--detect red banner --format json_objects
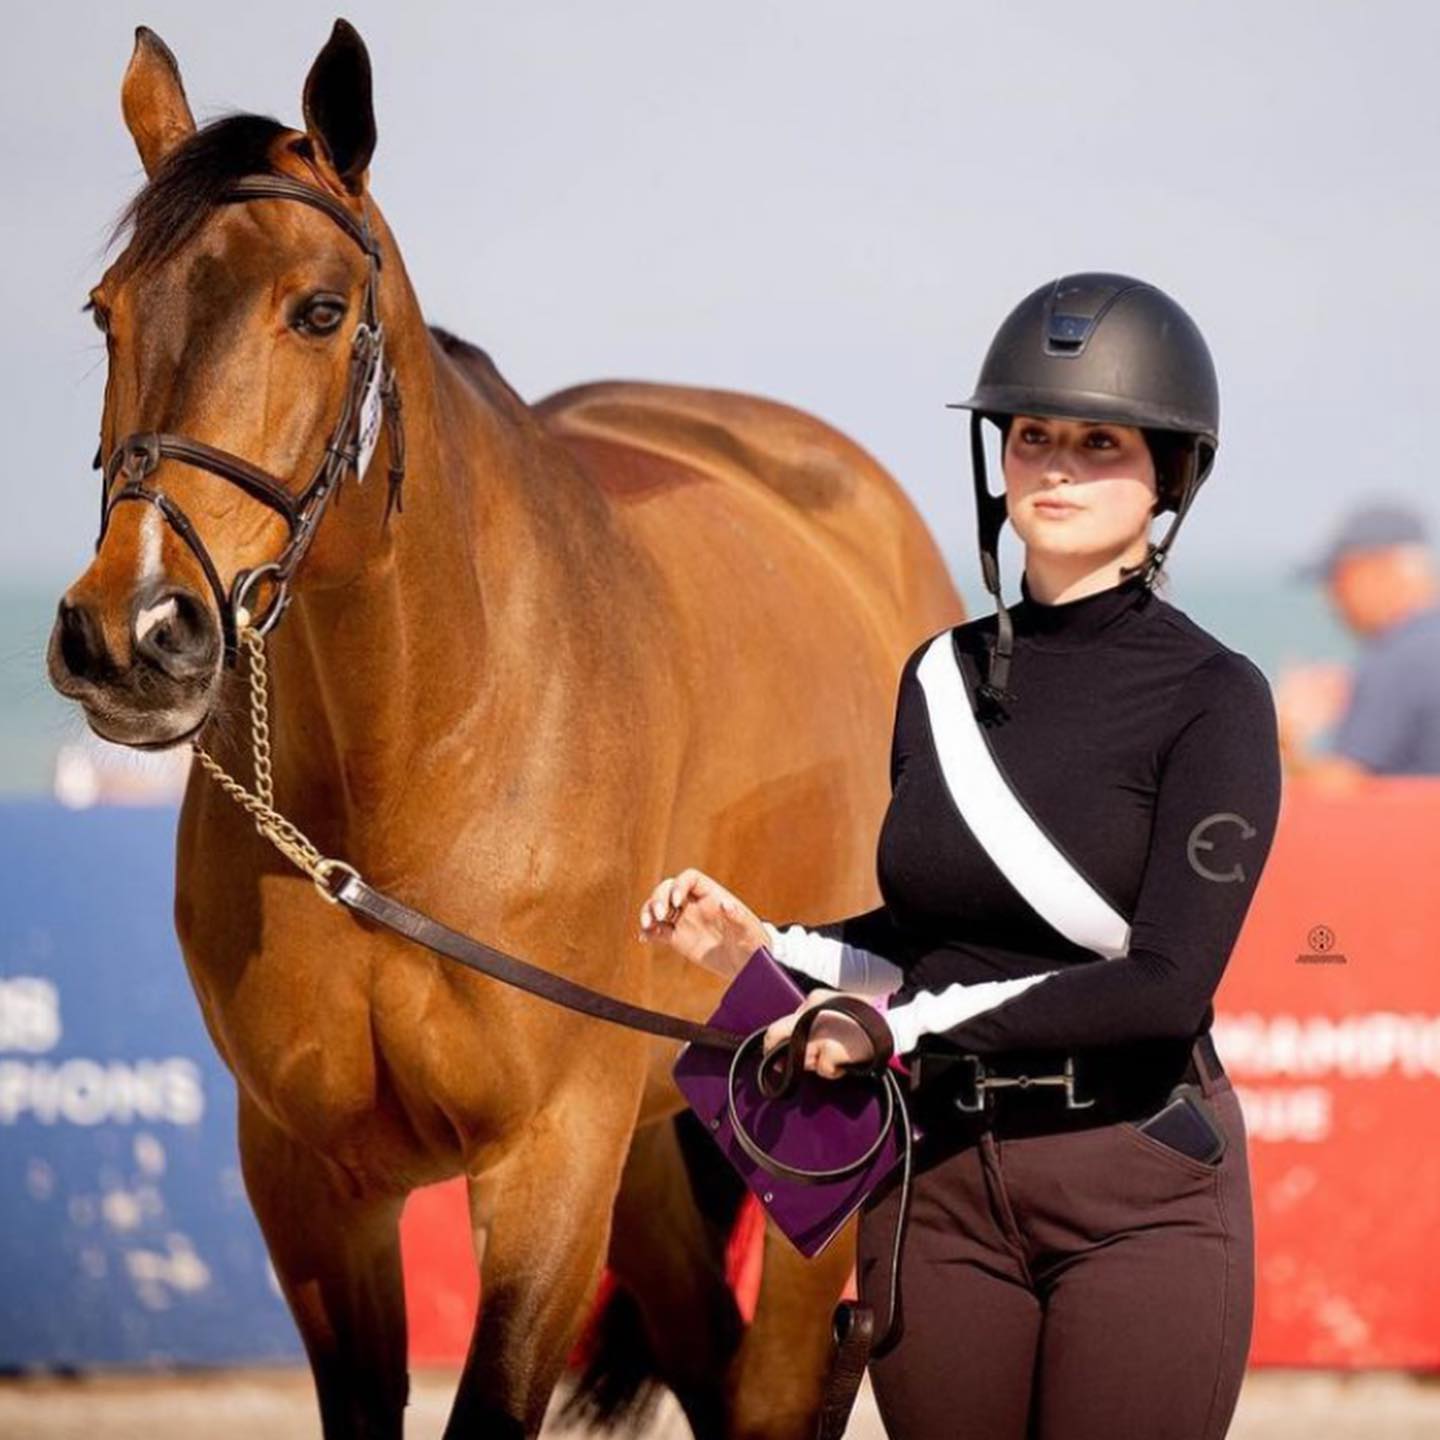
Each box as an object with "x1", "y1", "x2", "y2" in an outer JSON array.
[
  {"x1": 1215, "y1": 777, "x2": 1440, "y2": 1367},
  {"x1": 400, "y1": 779, "x2": 1440, "y2": 1369}
]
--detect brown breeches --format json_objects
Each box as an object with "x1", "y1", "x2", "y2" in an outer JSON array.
[{"x1": 857, "y1": 1043, "x2": 1254, "y2": 1440}]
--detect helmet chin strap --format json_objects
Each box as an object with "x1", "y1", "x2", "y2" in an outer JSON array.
[
  {"x1": 1131, "y1": 441, "x2": 1203, "y2": 588},
  {"x1": 970, "y1": 412, "x2": 1017, "y2": 713},
  {"x1": 968, "y1": 415, "x2": 1206, "y2": 714}
]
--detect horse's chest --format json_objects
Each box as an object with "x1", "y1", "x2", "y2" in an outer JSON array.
[{"x1": 176, "y1": 868, "x2": 468, "y2": 1175}]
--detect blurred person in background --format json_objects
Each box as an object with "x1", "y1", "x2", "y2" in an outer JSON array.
[{"x1": 1278, "y1": 502, "x2": 1440, "y2": 784}]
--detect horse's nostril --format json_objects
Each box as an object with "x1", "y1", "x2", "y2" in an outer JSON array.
[
  {"x1": 133, "y1": 588, "x2": 218, "y2": 679},
  {"x1": 56, "y1": 597, "x2": 112, "y2": 682},
  {"x1": 150, "y1": 610, "x2": 183, "y2": 654}
]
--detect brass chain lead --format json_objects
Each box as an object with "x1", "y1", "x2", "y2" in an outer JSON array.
[{"x1": 190, "y1": 623, "x2": 359, "y2": 904}]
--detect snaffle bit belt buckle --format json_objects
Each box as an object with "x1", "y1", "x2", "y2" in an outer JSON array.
[{"x1": 954, "y1": 1053, "x2": 1096, "y2": 1112}]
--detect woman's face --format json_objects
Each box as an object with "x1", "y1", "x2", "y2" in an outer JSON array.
[{"x1": 1002, "y1": 414, "x2": 1158, "y2": 563}]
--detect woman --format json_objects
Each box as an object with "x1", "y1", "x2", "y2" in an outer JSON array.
[{"x1": 639, "y1": 273, "x2": 1281, "y2": 1440}]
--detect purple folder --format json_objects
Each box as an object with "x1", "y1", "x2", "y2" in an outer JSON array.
[{"x1": 673, "y1": 947, "x2": 905, "y2": 1258}]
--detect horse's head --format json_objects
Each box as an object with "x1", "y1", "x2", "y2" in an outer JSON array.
[{"x1": 49, "y1": 21, "x2": 404, "y2": 749}]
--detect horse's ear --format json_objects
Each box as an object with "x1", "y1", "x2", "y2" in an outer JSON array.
[
  {"x1": 121, "y1": 26, "x2": 196, "y2": 178},
  {"x1": 301, "y1": 19, "x2": 376, "y2": 196}
]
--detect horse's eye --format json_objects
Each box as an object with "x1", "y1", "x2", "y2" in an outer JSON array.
[
  {"x1": 296, "y1": 295, "x2": 347, "y2": 335},
  {"x1": 88, "y1": 303, "x2": 110, "y2": 336}
]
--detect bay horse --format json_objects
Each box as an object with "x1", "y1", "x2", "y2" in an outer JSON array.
[{"x1": 47, "y1": 20, "x2": 963, "y2": 1439}]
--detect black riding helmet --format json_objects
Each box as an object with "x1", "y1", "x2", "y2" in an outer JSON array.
[{"x1": 948, "y1": 272, "x2": 1220, "y2": 710}]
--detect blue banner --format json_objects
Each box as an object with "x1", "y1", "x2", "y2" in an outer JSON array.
[{"x1": 0, "y1": 800, "x2": 303, "y2": 1368}]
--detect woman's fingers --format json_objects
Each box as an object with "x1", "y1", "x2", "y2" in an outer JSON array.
[
  {"x1": 763, "y1": 1017, "x2": 793, "y2": 1054},
  {"x1": 805, "y1": 1014, "x2": 878, "y2": 1079},
  {"x1": 760, "y1": 998, "x2": 880, "y2": 1082},
  {"x1": 639, "y1": 869, "x2": 751, "y2": 952},
  {"x1": 641, "y1": 878, "x2": 667, "y2": 923},
  {"x1": 640, "y1": 875, "x2": 680, "y2": 930},
  {"x1": 762, "y1": 990, "x2": 842, "y2": 1058},
  {"x1": 670, "y1": 867, "x2": 703, "y2": 911},
  {"x1": 763, "y1": 1011, "x2": 798, "y2": 1055},
  {"x1": 717, "y1": 894, "x2": 748, "y2": 931},
  {"x1": 639, "y1": 869, "x2": 713, "y2": 931},
  {"x1": 635, "y1": 870, "x2": 766, "y2": 979}
]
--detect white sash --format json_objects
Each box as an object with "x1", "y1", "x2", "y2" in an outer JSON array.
[{"x1": 914, "y1": 631, "x2": 1132, "y2": 960}]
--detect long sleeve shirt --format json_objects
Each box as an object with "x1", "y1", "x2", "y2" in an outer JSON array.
[{"x1": 762, "y1": 567, "x2": 1283, "y2": 1059}]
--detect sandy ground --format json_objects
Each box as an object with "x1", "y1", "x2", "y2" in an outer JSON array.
[{"x1": 2, "y1": 1368, "x2": 1440, "y2": 1439}]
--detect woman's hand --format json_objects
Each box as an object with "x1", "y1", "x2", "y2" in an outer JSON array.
[
  {"x1": 637, "y1": 868, "x2": 769, "y2": 978},
  {"x1": 762, "y1": 989, "x2": 886, "y2": 1080}
]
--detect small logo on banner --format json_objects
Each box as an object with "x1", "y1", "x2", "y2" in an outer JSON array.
[
  {"x1": 355, "y1": 331, "x2": 385, "y2": 483},
  {"x1": 1296, "y1": 923, "x2": 1349, "y2": 965}
]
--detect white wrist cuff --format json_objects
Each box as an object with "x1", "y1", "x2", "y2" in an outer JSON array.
[
  {"x1": 884, "y1": 971, "x2": 1059, "y2": 1056},
  {"x1": 760, "y1": 920, "x2": 904, "y2": 998}
]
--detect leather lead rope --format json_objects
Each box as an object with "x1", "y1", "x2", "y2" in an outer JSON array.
[{"x1": 333, "y1": 872, "x2": 748, "y2": 1051}]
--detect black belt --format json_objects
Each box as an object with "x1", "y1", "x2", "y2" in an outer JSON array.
[{"x1": 906, "y1": 1031, "x2": 1225, "y2": 1141}]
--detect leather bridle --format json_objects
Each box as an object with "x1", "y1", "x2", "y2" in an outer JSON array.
[{"x1": 94, "y1": 173, "x2": 407, "y2": 665}]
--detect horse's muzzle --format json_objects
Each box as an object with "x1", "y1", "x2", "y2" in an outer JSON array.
[{"x1": 46, "y1": 580, "x2": 220, "y2": 748}]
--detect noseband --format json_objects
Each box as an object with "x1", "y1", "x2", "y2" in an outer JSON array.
[{"x1": 94, "y1": 174, "x2": 407, "y2": 665}]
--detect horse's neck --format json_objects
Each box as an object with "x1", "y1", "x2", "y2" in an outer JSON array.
[{"x1": 263, "y1": 329, "x2": 577, "y2": 868}]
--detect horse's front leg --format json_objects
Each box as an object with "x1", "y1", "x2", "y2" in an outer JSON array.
[
  {"x1": 238, "y1": 1092, "x2": 410, "y2": 1440},
  {"x1": 444, "y1": 1086, "x2": 640, "y2": 1439}
]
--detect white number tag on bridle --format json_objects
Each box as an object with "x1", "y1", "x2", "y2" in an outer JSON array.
[
  {"x1": 354, "y1": 328, "x2": 386, "y2": 483},
  {"x1": 914, "y1": 630, "x2": 1132, "y2": 959}
]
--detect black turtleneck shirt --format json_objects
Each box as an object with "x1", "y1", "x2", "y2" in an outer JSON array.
[{"x1": 762, "y1": 569, "x2": 1283, "y2": 1057}]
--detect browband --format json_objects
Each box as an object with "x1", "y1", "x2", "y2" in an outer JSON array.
[{"x1": 221, "y1": 174, "x2": 382, "y2": 263}]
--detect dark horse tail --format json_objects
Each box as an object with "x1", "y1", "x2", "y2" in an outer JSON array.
[{"x1": 557, "y1": 1111, "x2": 749, "y2": 1435}]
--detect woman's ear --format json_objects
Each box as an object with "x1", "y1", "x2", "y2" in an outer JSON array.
[
  {"x1": 121, "y1": 27, "x2": 196, "y2": 178},
  {"x1": 301, "y1": 19, "x2": 376, "y2": 196}
]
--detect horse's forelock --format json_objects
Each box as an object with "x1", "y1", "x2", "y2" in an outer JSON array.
[{"x1": 108, "y1": 113, "x2": 292, "y2": 278}]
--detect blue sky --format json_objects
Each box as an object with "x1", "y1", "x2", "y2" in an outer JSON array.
[{"x1": 5, "y1": 1, "x2": 1437, "y2": 594}]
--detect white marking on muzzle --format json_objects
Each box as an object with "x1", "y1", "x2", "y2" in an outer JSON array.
[
  {"x1": 135, "y1": 595, "x2": 178, "y2": 645},
  {"x1": 134, "y1": 508, "x2": 177, "y2": 646},
  {"x1": 137, "y1": 507, "x2": 163, "y2": 586}
]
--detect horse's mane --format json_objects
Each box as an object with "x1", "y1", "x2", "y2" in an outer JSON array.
[
  {"x1": 107, "y1": 112, "x2": 292, "y2": 277},
  {"x1": 107, "y1": 115, "x2": 532, "y2": 421},
  {"x1": 428, "y1": 325, "x2": 530, "y2": 419}
]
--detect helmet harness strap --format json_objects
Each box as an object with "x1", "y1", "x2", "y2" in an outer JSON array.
[
  {"x1": 970, "y1": 411, "x2": 1018, "y2": 712},
  {"x1": 1134, "y1": 440, "x2": 1203, "y2": 587}
]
